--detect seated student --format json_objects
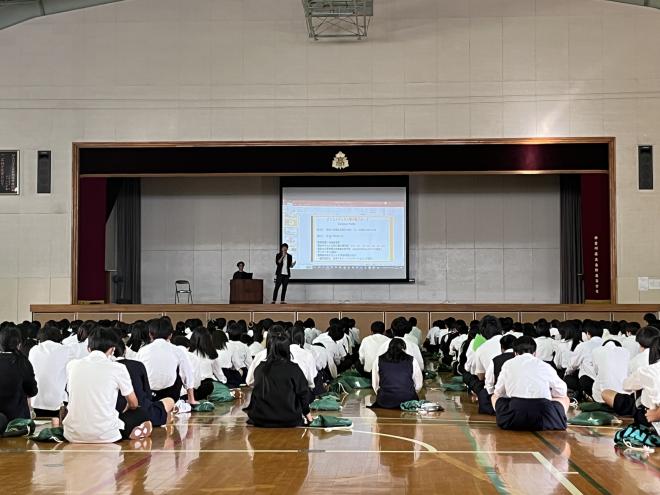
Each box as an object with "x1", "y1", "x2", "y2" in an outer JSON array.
[
  {"x1": 408, "y1": 317, "x2": 422, "y2": 347},
  {"x1": 377, "y1": 317, "x2": 424, "y2": 371},
  {"x1": 0, "y1": 326, "x2": 38, "y2": 427},
  {"x1": 470, "y1": 316, "x2": 503, "y2": 382},
  {"x1": 621, "y1": 322, "x2": 642, "y2": 357},
  {"x1": 622, "y1": 336, "x2": 660, "y2": 434},
  {"x1": 28, "y1": 324, "x2": 74, "y2": 418},
  {"x1": 66, "y1": 320, "x2": 94, "y2": 360},
  {"x1": 480, "y1": 335, "x2": 517, "y2": 415},
  {"x1": 358, "y1": 321, "x2": 391, "y2": 378},
  {"x1": 61, "y1": 320, "x2": 82, "y2": 346},
  {"x1": 224, "y1": 323, "x2": 253, "y2": 388},
  {"x1": 136, "y1": 318, "x2": 197, "y2": 405},
  {"x1": 425, "y1": 320, "x2": 447, "y2": 354},
  {"x1": 188, "y1": 327, "x2": 227, "y2": 400},
  {"x1": 591, "y1": 339, "x2": 630, "y2": 404},
  {"x1": 549, "y1": 320, "x2": 561, "y2": 340},
  {"x1": 348, "y1": 318, "x2": 361, "y2": 347},
  {"x1": 303, "y1": 318, "x2": 320, "y2": 345},
  {"x1": 313, "y1": 324, "x2": 346, "y2": 367},
  {"x1": 491, "y1": 336, "x2": 569, "y2": 431},
  {"x1": 124, "y1": 321, "x2": 149, "y2": 360},
  {"x1": 554, "y1": 321, "x2": 581, "y2": 378},
  {"x1": 371, "y1": 338, "x2": 423, "y2": 409},
  {"x1": 534, "y1": 320, "x2": 556, "y2": 367},
  {"x1": 601, "y1": 326, "x2": 660, "y2": 416},
  {"x1": 564, "y1": 322, "x2": 604, "y2": 401},
  {"x1": 244, "y1": 332, "x2": 312, "y2": 428},
  {"x1": 114, "y1": 337, "x2": 174, "y2": 428},
  {"x1": 248, "y1": 325, "x2": 265, "y2": 357},
  {"x1": 64, "y1": 327, "x2": 152, "y2": 443}
]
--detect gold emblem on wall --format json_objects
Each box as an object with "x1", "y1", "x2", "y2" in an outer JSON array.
[{"x1": 332, "y1": 151, "x2": 349, "y2": 170}]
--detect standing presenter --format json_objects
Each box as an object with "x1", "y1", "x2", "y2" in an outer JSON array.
[{"x1": 272, "y1": 243, "x2": 295, "y2": 304}]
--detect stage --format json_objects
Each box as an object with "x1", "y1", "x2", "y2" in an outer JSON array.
[{"x1": 30, "y1": 303, "x2": 660, "y2": 338}]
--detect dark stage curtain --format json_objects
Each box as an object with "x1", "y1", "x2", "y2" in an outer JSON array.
[
  {"x1": 115, "y1": 178, "x2": 141, "y2": 304},
  {"x1": 560, "y1": 175, "x2": 584, "y2": 304}
]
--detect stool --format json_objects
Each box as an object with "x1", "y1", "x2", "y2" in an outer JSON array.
[{"x1": 175, "y1": 280, "x2": 193, "y2": 304}]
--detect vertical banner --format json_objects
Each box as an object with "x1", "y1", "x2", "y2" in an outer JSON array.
[{"x1": 580, "y1": 174, "x2": 611, "y2": 301}]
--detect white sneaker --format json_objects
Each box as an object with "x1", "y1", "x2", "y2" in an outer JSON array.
[{"x1": 174, "y1": 400, "x2": 192, "y2": 414}]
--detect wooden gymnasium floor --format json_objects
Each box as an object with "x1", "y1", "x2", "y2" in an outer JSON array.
[{"x1": 3, "y1": 375, "x2": 659, "y2": 495}]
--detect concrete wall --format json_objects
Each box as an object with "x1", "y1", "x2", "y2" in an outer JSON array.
[
  {"x1": 0, "y1": 0, "x2": 659, "y2": 320},
  {"x1": 140, "y1": 175, "x2": 560, "y2": 303}
]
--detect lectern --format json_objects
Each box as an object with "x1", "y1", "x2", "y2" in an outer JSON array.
[{"x1": 229, "y1": 279, "x2": 263, "y2": 304}]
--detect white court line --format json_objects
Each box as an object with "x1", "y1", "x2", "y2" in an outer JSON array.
[
  {"x1": 345, "y1": 429, "x2": 438, "y2": 452},
  {"x1": 531, "y1": 452, "x2": 584, "y2": 495}
]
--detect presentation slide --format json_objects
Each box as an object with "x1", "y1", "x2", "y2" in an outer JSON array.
[{"x1": 281, "y1": 187, "x2": 407, "y2": 280}]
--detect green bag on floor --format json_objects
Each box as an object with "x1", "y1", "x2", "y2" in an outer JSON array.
[
  {"x1": 451, "y1": 376, "x2": 464, "y2": 384},
  {"x1": 579, "y1": 402, "x2": 615, "y2": 413},
  {"x1": 192, "y1": 401, "x2": 216, "y2": 412},
  {"x1": 441, "y1": 383, "x2": 467, "y2": 391},
  {"x1": 568, "y1": 411, "x2": 617, "y2": 426},
  {"x1": 422, "y1": 370, "x2": 438, "y2": 380},
  {"x1": 310, "y1": 396, "x2": 342, "y2": 411},
  {"x1": 30, "y1": 427, "x2": 65, "y2": 443},
  {"x1": 614, "y1": 423, "x2": 660, "y2": 448},
  {"x1": 318, "y1": 391, "x2": 341, "y2": 400},
  {"x1": 309, "y1": 415, "x2": 352, "y2": 428},
  {"x1": 3, "y1": 418, "x2": 36, "y2": 438},
  {"x1": 400, "y1": 400, "x2": 429, "y2": 411},
  {"x1": 208, "y1": 381, "x2": 235, "y2": 402}
]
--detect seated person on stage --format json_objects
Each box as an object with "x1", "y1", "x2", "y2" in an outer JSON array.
[
  {"x1": 377, "y1": 317, "x2": 424, "y2": 371},
  {"x1": 224, "y1": 323, "x2": 253, "y2": 388},
  {"x1": 114, "y1": 336, "x2": 175, "y2": 428},
  {"x1": 28, "y1": 324, "x2": 73, "y2": 418},
  {"x1": 244, "y1": 332, "x2": 312, "y2": 428},
  {"x1": 621, "y1": 336, "x2": 660, "y2": 434},
  {"x1": 0, "y1": 326, "x2": 38, "y2": 429},
  {"x1": 590, "y1": 339, "x2": 630, "y2": 405},
  {"x1": 232, "y1": 261, "x2": 251, "y2": 280},
  {"x1": 136, "y1": 318, "x2": 197, "y2": 406},
  {"x1": 188, "y1": 327, "x2": 227, "y2": 400},
  {"x1": 491, "y1": 336, "x2": 569, "y2": 431},
  {"x1": 358, "y1": 321, "x2": 390, "y2": 379},
  {"x1": 371, "y1": 338, "x2": 423, "y2": 409},
  {"x1": 601, "y1": 326, "x2": 660, "y2": 416},
  {"x1": 479, "y1": 334, "x2": 517, "y2": 415},
  {"x1": 64, "y1": 326, "x2": 152, "y2": 443},
  {"x1": 564, "y1": 321, "x2": 604, "y2": 401}
]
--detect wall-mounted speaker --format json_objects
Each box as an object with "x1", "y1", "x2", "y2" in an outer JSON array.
[
  {"x1": 37, "y1": 150, "x2": 51, "y2": 194},
  {"x1": 639, "y1": 145, "x2": 653, "y2": 190}
]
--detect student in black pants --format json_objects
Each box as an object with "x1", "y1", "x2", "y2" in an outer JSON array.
[
  {"x1": 0, "y1": 326, "x2": 38, "y2": 428},
  {"x1": 272, "y1": 243, "x2": 295, "y2": 304}
]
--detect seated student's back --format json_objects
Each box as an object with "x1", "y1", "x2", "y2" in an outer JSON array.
[
  {"x1": 0, "y1": 326, "x2": 38, "y2": 422},
  {"x1": 371, "y1": 338, "x2": 423, "y2": 409}
]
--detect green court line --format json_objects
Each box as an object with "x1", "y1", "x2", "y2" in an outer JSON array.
[
  {"x1": 532, "y1": 431, "x2": 611, "y2": 495},
  {"x1": 457, "y1": 422, "x2": 510, "y2": 494}
]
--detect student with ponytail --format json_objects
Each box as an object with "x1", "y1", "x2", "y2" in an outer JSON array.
[{"x1": 370, "y1": 338, "x2": 423, "y2": 409}]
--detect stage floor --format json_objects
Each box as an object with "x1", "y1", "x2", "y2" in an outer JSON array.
[{"x1": 5, "y1": 376, "x2": 659, "y2": 495}]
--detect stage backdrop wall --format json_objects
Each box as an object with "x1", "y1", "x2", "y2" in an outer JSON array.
[{"x1": 140, "y1": 175, "x2": 560, "y2": 304}]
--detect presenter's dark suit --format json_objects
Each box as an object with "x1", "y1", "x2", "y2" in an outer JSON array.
[{"x1": 273, "y1": 253, "x2": 293, "y2": 302}]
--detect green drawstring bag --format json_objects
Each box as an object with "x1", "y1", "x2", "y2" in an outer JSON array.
[
  {"x1": 310, "y1": 396, "x2": 342, "y2": 411},
  {"x1": 578, "y1": 402, "x2": 615, "y2": 413},
  {"x1": 208, "y1": 381, "x2": 235, "y2": 402},
  {"x1": 614, "y1": 423, "x2": 660, "y2": 448},
  {"x1": 568, "y1": 411, "x2": 617, "y2": 426},
  {"x1": 451, "y1": 376, "x2": 464, "y2": 384},
  {"x1": 192, "y1": 401, "x2": 216, "y2": 412},
  {"x1": 400, "y1": 400, "x2": 429, "y2": 411},
  {"x1": 309, "y1": 415, "x2": 352, "y2": 428},
  {"x1": 3, "y1": 418, "x2": 36, "y2": 438},
  {"x1": 329, "y1": 380, "x2": 353, "y2": 394},
  {"x1": 30, "y1": 427, "x2": 65, "y2": 443},
  {"x1": 441, "y1": 382, "x2": 467, "y2": 391},
  {"x1": 422, "y1": 370, "x2": 438, "y2": 380}
]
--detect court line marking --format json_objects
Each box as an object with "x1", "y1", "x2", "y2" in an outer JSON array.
[
  {"x1": 532, "y1": 452, "x2": 584, "y2": 495},
  {"x1": 346, "y1": 429, "x2": 438, "y2": 452}
]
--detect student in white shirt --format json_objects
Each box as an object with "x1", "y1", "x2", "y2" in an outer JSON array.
[
  {"x1": 621, "y1": 324, "x2": 642, "y2": 358},
  {"x1": 223, "y1": 323, "x2": 253, "y2": 388},
  {"x1": 371, "y1": 338, "x2": 423, "y2": 409},
  {"x1": 136, "y1": 318, "x2": 197, "y2": 405},
  {"x1": 425, "y1": 320, "x2": 447, "y2": 354},
  {"x1": 601, "y1": 326, "x2": 660, "y2": 415},
  {"x1": 471, "y1": 317, "x2": 503, "y2": 381},
  {"x1": 64, "y1": 327, "x2": 152, "y2": 443},
  {"x1": 348, "y1": 318, "x2": 361, "y2": 346},
  {"x1": 549, "y1": 320, "x2": 561, "y2": 340},
  {"x1": 534, "y1": 321, "x2": 556, "y2": 365},
  {"x1": 553, "y1": 322, "x2": 582, "y2": 376},
  {"x1": 28, "y1": 325, "x2": 74, "y2": 417},
  {"x1": 408, "y1": 317, "x2": 422, "y2": 347},
  {"x1": 492, "y1": 336, "x2": 569, "y2": 431},
  {"x1": 377, "y1": 317, "x2": 424, "y2": 371},
  {"x1": 124, "y1": 321, "x2": 150, "y2": 361},
  {"x1": 65, "y1": 321, "x2": 93, "y2": 360},
  {"x1": 313, "y1": 325, "x2": 346, "y2": 367},
  {"x1": 303, "y1": 318, "x2": 320, "y2": 345},
  {"x1": 248, "y1": 326, "x2": 265, "y2": 357},
  {"x1": 61, "y1": 321, "x2": 82, "y2": 346},
  {"x1": 591, "y1": 339, "x2": 631, "y2": 403},
  {"x1": 564, "y1": 323, "x2": 604, "y2": 401},
  {"x1": 622, "y1": 336, "x2": 660, "y2": 434},
  {"x1": 188, "y1": 327, "x2": 227, "y2": 400},
  {"x1": 359, "y1": 321, "x2": 391, "y2": 377}
]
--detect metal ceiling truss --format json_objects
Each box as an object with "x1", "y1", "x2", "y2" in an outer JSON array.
[{"x1": 302, "y1": 0, "x2": 373, "y2": 40}]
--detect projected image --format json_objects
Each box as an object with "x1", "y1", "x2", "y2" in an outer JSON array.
[{"x1": 282, "y1": 187, "x2": 407, "y2": 281}]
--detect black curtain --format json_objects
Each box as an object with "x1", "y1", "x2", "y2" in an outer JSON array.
[
  {"x1": 115, "y1": 179, "x2": 141, "y2": 304},
  {"x1": 560, "y1": 175, "x2": 584, "y2": 304}
]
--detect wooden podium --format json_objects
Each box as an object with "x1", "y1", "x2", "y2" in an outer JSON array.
[{"x1": 229, "y1": 279, "x2": 263, "y2": 304}]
